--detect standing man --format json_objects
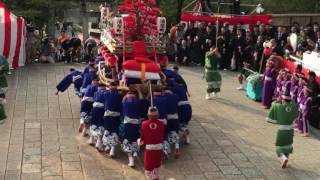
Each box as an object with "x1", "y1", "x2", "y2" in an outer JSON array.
[
  {"x1": 204, "y1": 47, "x2": 222, "y2": 99},
  {"x1": 270, "y1": 91, "x2": 298, "y2": 168},
  {"x1": 0, "y1": 55, "x2": 9, "y2": 124},
  {"x1": 138, "y1": 107, "x2": 165, "y2": 180}
]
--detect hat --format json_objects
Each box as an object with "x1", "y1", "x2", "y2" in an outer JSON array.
[
  {"x1": 148, "y1": 107, "x2": 159, "y2": 117},
  {"x1": 158, "y1": 55, "x2": 169, "y2": 67}
]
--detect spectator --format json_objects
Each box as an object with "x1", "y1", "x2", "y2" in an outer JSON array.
[
  {"x1": 275, "y1": 26, "x2": 288, "y2": 47},
  {"x1": 230, "y1": 29, "x2": 246, "y2": 71},
  {"x1": 184, "y1": 22, "x2": 196, "y2": 40},
  {"x1": 253, "y1": 36, "x2": 264, "y2": 72},
  {"x1": 258, "y1": 24, "x2": 267, "y2": 40},
  {"x1": 270, "y1": 39, "x2": 284, "y2": 56},
  {"x1": 315, "y1": 31, "x2": 320, "y2": 52},
  {"x1": 175, "y1": 39, "x2": 190, "y2": 66},
  {"x1": 308, "y1": 71, "x2": 319, "y2": 97},
  {"x1": 190, "y1": 36, "x2": 204, "y2": 66}
]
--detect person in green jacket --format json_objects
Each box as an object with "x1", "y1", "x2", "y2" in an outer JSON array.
[
  {"x1": 204, "y1": 47, "x2": 222, "y2": 100},
  {"x1": 0, "y1": 55, "x2": 9, "y2": 123},
  {"x1": 269, "y1": 90, "x2": 298, "y2": 168}
]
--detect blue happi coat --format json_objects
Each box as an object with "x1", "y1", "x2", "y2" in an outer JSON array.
[
  {"x1": 164, "y1": 91, "x2": 179, "y2": 133},
  {"x1": 91, "y1": 88, "x2": 107, "y2": 128},
  {"x1": 83, "y1": 64, "x2": 95, "y2": 75},
  {"x1": 56, "y1": 70, "x2": 83, "y2": 93},
  {"x1": 81, "y1": 71, "x2": 97, "y2": 94},
  {"x1": 153, "y1": 94, "x2": 168, "y2": 120},
  {"x1": 122, "y1": 97, "x2": 145, "y2": 143},
  {"x1": 103, "y1": 90, "x2": 123, "y2": 133},
  {"x1": 171, "y1": 82, "x2": 192, "y2": 126},
  {"x1": 80, "y1": 84, "x2": 97, "y2": 122}
]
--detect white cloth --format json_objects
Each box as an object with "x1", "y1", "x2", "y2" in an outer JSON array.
[{"x1": 124, "y1": 70, "x2": 160, "y2": 80}]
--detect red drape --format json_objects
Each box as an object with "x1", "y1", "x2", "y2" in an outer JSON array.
[
  {"x1": 180, "y1": 12, "x2": 271, "y2": 29},
  {"x1": 282, "y1": 59, "x2": 320, "y2": 84}
]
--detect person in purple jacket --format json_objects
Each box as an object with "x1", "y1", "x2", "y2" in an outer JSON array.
[
  {"x1": 296, "y1": 86, "x2": 313, "y2": 137},
  {"x1": 262, "y1": 60, "x2": 277, "y2": 109},
  {"x1": 290, "y1": 74, "x2": 300, "y2": 103},
  {"x1": 273, "y1": 69, "x2": 286, "y2": 102},
  {"x1": 295, "y1": 76, "x2": 308, "y2": 131}
]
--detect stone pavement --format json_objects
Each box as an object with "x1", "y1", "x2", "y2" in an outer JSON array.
[{"x1": 1, "y1": 63, "x2": 320, "y2": 180}]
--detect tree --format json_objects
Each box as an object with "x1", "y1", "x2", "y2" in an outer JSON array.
[{"x1": 2, "y1": 0, "x2": 77, "y2": 33}]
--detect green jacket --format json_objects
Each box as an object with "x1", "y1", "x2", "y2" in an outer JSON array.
[{"x1": 0, "y1": 56, "x2": 9, "y2": 88}]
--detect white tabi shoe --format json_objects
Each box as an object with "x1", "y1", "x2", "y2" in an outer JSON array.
[
  {"x1": 105, "y1": 145, "x2": 110, "y2": 152},
  {"x1": 81, "y1": 127, "x2": 88, "y2": 137},
  {"x1": 205, "y1": 93, "x2": 212, "y2": 100},
  {"x1": 88, "y1": 135, "x2": 94, "y2": 145},
  {"x1": 211, "y1": 92, "x2": 217, "y2": 98},
  {"x1": 175, "y1": 143, "x2": 180, "y2": 159},
  {"x1": 281, "y1": 154, "x2": 288, "y2": 168},
  {"x1": 185, "y1": 135, "x2": 190, "y2": 144},
  {"x1": 236, "y1": 84, "x2": 246, "y2": 91},
  {"x1": 95, "y1": 138, "x2": 103, "y2": 152},
  {"x1": 109, "y1": 146, "x2": 115, "y2": 158},
  {"x1": 133, "y1": 152, "x2": 138, "y2": 158},
  {"x1": 128, "y1": 156, "x2": 135, "y2": 167}
]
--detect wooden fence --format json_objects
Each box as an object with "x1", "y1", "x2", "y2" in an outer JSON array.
[{"x1": 272, "y1": 14, "x2": 320, "y2": 26}]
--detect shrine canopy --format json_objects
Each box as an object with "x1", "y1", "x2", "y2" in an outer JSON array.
[{"x1": 181, "y1": 12, "x2": 271, "y2": 29}]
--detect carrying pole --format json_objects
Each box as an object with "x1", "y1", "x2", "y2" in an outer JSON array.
[{"x1": 148, "y1": 80, "x2": 154, "y2": 107}]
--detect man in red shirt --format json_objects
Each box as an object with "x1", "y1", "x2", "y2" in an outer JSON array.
[{"x1": 138, "y1": 107, "x2": 165, "y2": 180}]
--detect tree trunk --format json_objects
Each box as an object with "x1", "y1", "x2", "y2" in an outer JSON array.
[
  {"x1": 47, "y1": 5, "x2": 56, "y2": 36},
  {"x1": 176, "y1": 0, "x2": 184, "y2": 23},
  {"x1": 81, "y1": 0, "x2": 89, "y2": 41}
]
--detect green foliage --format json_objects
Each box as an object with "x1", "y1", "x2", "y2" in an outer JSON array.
[
  {"x1": 3, "y1": 0, "x2": 320, "y2": 29},
  {"x1": 2, "y1": 0, "x2": 77, "y2": 27}
]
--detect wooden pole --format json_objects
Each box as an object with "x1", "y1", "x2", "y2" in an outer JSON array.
[
  {"x1": 215, "y1": 5, "x2": 220, "y2": 48},
  {"x1": 149, "y1": 80, "x2": 154, "y2": 107}
]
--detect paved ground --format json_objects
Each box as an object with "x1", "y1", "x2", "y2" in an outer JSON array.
[{"x1": 1, "y1": 63, "x2": 320, "y2": 180}]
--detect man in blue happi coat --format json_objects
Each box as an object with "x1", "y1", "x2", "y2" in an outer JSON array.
[
  {"x1": 169, "y1": 78, "x2": 192, "y2": 144},
  {"x1": 102, "y1": 82, "x2": 123, "y2": 157},
  {"x1": 88, "y1": 83, "x2": 107, "y2": 151},
  {"x1": 152, "y1": 90, "x2": 170, "y2": 158},
  {"x1": 83, "y1": 58, "x2": 96, "y2": 75},
  {"x1": 79, "y1": 78, "x2": 98, "y2": 136},
  {"x1": 56, "y1": 68, "x2": 83, "y2": 97},
  {"x1": 121, "y1": 89, "x2": 146, "y2": 167},
  {"x1": 163, "y1": 87, "x2": 180, "y2": 159},
  {"x1": 80, "y1": 66, "x2": 97, "y2": 96}
]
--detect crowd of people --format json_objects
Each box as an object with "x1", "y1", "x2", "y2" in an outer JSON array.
[
  {"x1": 55, "y1": 50, "x2": 191, "y2": 180},
  {"x1": 165, "y1": 20, "x2": 320, "y2": 169},
  {"x1": 166, "y1": 20, "x2": 320, "y2": 72},
  {"x1": 260, "y1": 56, "x2": 319, "y2": 168},
  {"x1": 26, "y1": 24, "x2": 98, "y2": 65}
]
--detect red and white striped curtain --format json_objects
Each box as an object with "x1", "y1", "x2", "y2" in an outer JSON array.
[{"x1": 0, "y1": 2, "x2": 27, "y2": 69}]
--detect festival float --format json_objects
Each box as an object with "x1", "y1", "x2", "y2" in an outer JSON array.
[{"x1": 98, "y1": 0, "x2": 167, "y2": 91}]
